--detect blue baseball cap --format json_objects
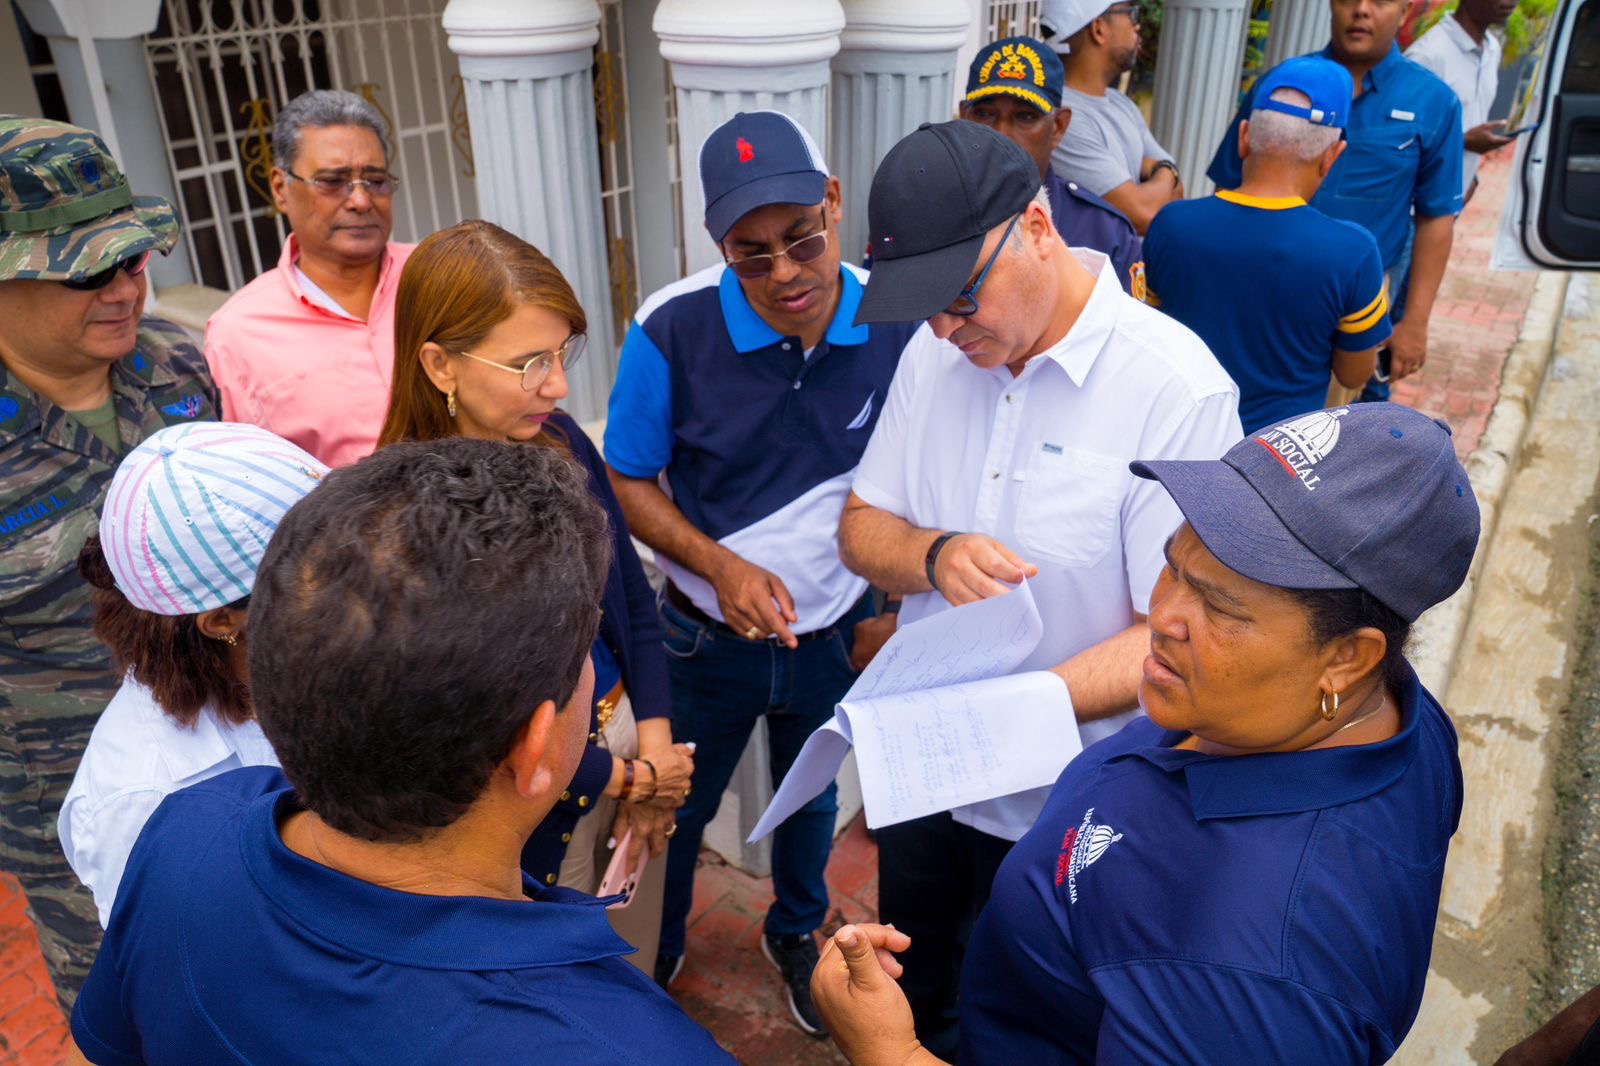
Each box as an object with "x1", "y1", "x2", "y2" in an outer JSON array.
[
  {"x1": 1251, "y1": 56, "x2": 1354, "y2": 129},
  {"x1": 1131, "y1": 404, "x2": 1480, "y2": 623},
  {"x1": 698, "y1": 111, "x2": 829, "y2": 242},
  {"x1": 965, "y1": 36, "x2": 1065, "y2": 114}
]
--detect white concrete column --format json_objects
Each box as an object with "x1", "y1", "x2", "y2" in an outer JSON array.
[
  {"x1": 1264, "y1": 0, "x2": 1331, "y2": 70},
  {"x1": 654, "y1": 0, "x2": 846, "y2": 274},
  {"x1": 443, "y1": 0, "x2": 616, "y2": 423},
  {"x1": 1149, "y1": 0, "x2": 1252, "y2": 199},
  {"x1": 830, "y1": 0, "x2": 971, "y2": 263}
]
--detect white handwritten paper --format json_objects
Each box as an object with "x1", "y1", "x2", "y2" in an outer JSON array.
[{"x1": 749, "y1": 581, "x2": 1082, "y2": 841}]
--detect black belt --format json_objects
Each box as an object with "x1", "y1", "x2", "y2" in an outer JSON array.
[{"x1": 664, "y1": 582, "x2": 846, "y2": 643}]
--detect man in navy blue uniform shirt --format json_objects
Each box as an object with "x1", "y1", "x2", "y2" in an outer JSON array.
[
  {"x1": 68, "y1": 439, "x2": 730, "y2": 1065},
  {"x1": 604, "y1": 110, "x2": 919, "y2": 1035},
  {"x1": 1208, "y1": 0, "x2": 1463, "y2": 401},
  {"x1": 960, "y1": 34, "x2": 1146, "y2": 298},
  {"x1": 1147, "y1": 57, "x2": 1392, "y2": 431}
]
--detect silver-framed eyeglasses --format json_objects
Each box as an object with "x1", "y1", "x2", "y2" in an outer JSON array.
[
  {"x1": 453, "y1": 333, "x2": 588, "y2": 391},
  {"x1": 722, "y1": 209, "x2": 831, "y2": 279},
  {"x1": 284, "y1": 169, "x2": 401, "y2": 199},
  {"x1": 944, "y1": 213, "x2": 1022, "y2": 317}
]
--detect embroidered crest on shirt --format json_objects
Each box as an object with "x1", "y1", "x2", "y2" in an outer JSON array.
[
  {"x1": 1254, "y1": 408, "x2": 1347, "y2": 492},
  {"x1": 1056, "y1": 806, "x2": 1123, "y2": 904}
]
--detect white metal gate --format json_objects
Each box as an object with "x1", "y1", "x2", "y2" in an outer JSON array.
[
  {"x1": 988, "y1": 0, "x2": 1043, "y2": 39},
  {"x1": 143, "y1": 0, "x2": 476, "y2": 293}
]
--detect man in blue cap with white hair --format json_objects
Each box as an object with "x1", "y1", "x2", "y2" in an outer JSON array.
[
  {"x1": 1145, "y1": 56, "x2": 1393, "y2": 432},
  {"x1": 604, "y1": 111, "x2": 920, "y2": 1035}
]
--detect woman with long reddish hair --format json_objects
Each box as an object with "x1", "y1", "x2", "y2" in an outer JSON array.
[{"x1": 380, "y1": 221, "x2": 692, "y2": 973}]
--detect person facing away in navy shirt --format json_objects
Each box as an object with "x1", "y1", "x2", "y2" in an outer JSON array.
[
  {"x1": 1208, "y1": 0, "x2": 1463, "y2": 402},
  {"x1": 959, "y1": 34, "x2": 1146, "y2": 298},
  {"x1": 1146, "y1": 57, "x2": 1392, "y2": 432},
  {"x1": 69, "y1": 438, "x2": 730, "y2": 1065},
  {"x1": 811, "y1": 404, "x2": 1479, "y2": 1065}
]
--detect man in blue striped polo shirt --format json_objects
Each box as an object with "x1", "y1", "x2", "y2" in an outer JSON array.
[{"x1": 603, "y1": 111, "x2": 920, "y2": 1036}]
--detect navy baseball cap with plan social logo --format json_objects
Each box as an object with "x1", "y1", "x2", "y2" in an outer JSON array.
[
  {"x1": 1131, "y1": 403, "x2": 1480, "y2": 622},
  {"x1": 699, "y1": 111, "x2": 829, "y2": 242}
]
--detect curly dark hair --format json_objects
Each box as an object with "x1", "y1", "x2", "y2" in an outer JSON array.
[
  {"x1": 249, "y1": 436, "x2": 611, "y2": 843},
  {"x1": 76, "y1": 538, "x2": 252, "y2": 727}
]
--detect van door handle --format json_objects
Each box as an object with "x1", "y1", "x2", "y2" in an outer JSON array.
[{"x1": 1568, "y1": 155, "x2": 1600, "y2": 174}]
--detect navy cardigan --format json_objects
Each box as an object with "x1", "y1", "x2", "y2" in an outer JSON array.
[{"x1": 520, "y1": 412, "x2": 670, "y2": 885}]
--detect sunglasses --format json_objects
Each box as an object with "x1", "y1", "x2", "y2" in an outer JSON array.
[
  {"x1": 722, "y1": 210, "x2": 831, "y2": 280},
  {"x1": 61, "y1": 250, "x2": 152, "y2": 292}
]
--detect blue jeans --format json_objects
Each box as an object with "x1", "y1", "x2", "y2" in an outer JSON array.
[{"x1": 657, "y1": 591, "x2": 871, "y2": 957}]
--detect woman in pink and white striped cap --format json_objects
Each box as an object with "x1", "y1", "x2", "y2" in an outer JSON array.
[{"x1": 60, "y1": 421, "x2": 327, "y2": 926}]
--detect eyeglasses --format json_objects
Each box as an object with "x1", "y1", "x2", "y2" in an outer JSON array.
[
  {"x1": 60, "y1": 250, "x2": 152, "y2": 292},
  {"x1": 722, "y1": 211, "x2": 831, "y2": 279},
  {"x1": 284, "y1": 170, "x2": 401, "y2": 199},
  {"x1": 453, "y1": 333, "x2": 587, "y2": 392},
  {"x1": 943, "y1": 214, "x2": 1021, "y2": 318},
  {"x1": 1102, "y1": 2, "x2": 1140, "y2": 21}
]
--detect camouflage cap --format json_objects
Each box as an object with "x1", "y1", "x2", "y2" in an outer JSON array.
[{"x1": 0, "y1": 116, "x2": 179, "y2": 283}]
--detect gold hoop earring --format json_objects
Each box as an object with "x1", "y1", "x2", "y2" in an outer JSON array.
[
  {"x1": 1320, "y1": 689, "x2": 1339, "y2": 722},
  {"x1": 222, "y1": 633, "x2": 238, "y2": 647},
  {"x1": 446, "y1": 390, "x2": 457, "y2": 418}
]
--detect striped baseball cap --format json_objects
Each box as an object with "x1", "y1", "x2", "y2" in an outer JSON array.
[{"x1": 99, "y1": 422, "x2": 328, "y2": 616}]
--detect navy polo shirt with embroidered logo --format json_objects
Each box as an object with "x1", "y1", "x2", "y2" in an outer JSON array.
[
  {"x1": 1208, "y1": 43, "x2": 1464, "y2": 276},
  {"x1": 958, "y1": 662, "x2": 1463, "y2": 1064},
  {"x1": 604, "y1": 262, "x2": 918, "y2": 633},
  {"x1": 72, "y1": 767, "x2": 732, "y2": 1065}
]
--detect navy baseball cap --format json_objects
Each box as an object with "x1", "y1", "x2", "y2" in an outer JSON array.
[
  {"x1": 855, "y1": 121, "x2": 1039, "y2": 325},
  {"x1": 965, "y1": 36, "x2": 1065, "y2": 114},
  {"x1": 1131, "y1": 404, "x2": 1480, "y2": 623},
  {"x1": 698, "y1": 111, "x2": 828, "y2": 242},
  {"x1": 1252, "y1": 56, "x2": 1354, "y2": 129}
]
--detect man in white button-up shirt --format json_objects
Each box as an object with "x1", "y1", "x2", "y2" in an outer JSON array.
[
  {"x1": 839, "y1": 121, "x2": 1241, "y2": 1055},
  {"x1": 1406, "y1": 0, "x2": 1518, "y2": 201}
]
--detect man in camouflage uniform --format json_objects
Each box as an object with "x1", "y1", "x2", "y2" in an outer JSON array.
[{"x1": 0, "y1": 117, "x2": 219, "y2": 1009}]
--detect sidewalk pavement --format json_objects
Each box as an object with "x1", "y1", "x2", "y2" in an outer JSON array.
[{"x1": 0, "y1": 151, "x2": 1542, "y2": 1065}]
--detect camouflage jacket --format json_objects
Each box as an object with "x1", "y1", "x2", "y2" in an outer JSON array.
[{"x1": 0, "y1": 315, "x2": 219, "y2": 708}]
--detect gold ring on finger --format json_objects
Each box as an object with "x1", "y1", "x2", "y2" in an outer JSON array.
[
  {"x1": 745, "y1": 626, "x2": 761, "y2": 640},
  {"x1": 665, "y1": 824, "x2": 677, "y2": 838}
]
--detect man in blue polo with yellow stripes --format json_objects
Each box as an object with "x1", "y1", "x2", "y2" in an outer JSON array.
[{"x1": 1145, "y1": 57, "x2": 1392, "y2": 433}]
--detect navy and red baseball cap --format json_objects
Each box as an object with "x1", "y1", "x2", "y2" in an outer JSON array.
[
  {"x1": 698, "y1": 111, "x2": 829, "y2": 242},
  {"x1": 1252, "y1": 56, "x2": 1354, "y2": 129},
  {"x1": 1131, "y1": 403, "x2": 1480, "y2": 623},
  {"x1": 855, "y1": 121, "x2": 1038, "y2": 325}
]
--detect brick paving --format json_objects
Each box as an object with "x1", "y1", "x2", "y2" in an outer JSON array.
[
  {"x1": 0, "y1": 149, "x2": 1542, "y2": 1066},
  {"x1": 1390, "y1": 150, "x2": 1538, "y2": 459}
]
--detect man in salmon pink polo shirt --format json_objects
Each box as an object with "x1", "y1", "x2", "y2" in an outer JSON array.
[{"x1": 204, "y1": 90, "x2": 415, "y2": 467}]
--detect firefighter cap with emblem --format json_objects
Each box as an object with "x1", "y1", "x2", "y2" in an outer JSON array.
[{"x1": 965, "y1": 35, "x2": 1065, "y2": 114}]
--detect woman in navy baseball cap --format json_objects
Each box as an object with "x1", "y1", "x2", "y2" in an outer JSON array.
[{"x1": 814, "y1": 402, "x2": 1480, "y2": 1064}]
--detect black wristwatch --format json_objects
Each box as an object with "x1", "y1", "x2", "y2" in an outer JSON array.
[
  {"x1": 1151, "y1": 159, "x2": 1180, "y2": 184},
  {"x1": 925, "y1": 532, "x2": 963, "y2": 593}
]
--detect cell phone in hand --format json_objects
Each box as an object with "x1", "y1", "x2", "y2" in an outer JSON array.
[
  {"x1": 599, "y1": 829, "x2": 649, "y2": 909},
  {"x1": 1505, "y1": 124, "x2": 1537, "y2": 137},
  {"x1": 1375, "y1": 347, "x2": 1393, "y2": 383}
]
